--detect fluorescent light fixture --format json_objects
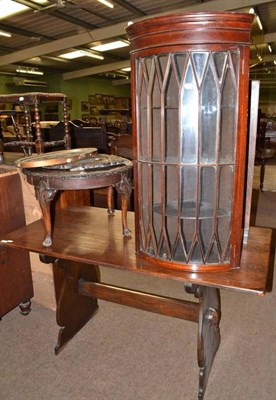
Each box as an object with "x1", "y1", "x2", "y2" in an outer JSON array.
[
  {"x1": 256, "y1": 15, "x2": 263, "y2": 30},
  {"x1": 121, "y1": 67, "x2": 131, "y2": 72},
  {"x1": 268, "y1": 44, "x2": 272, "y2": 53},
  {"x1": 59, "y1": 50, "x2": 104, "y2": 60},
  {"x1": 0, "y1": 30, "x2": 11, "y2": 37},
  {"x1": 0, "y1": 0, "x2": 27, "y2": 19},
  {"x1": 97, "y1": 0, "x2": 114, "y2": 8},
  {"x1": 0, "y1": 0, "x2": 47, "y2": 19},
  {"x1": 16, "y1": 67, "x2": 44, "y2": 75},
  {"x1": 249, "y1": 7, "x2": 263, "y2": 31},
  {"x1": 91, "y1": 40, "x2": 129, "y2": 52}
]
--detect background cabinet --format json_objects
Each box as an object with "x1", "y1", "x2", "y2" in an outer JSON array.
[{"x1": 0, "y1": 167, "x2": 33, "y2": 317}]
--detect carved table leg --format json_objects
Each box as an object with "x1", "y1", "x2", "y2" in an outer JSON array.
[
  {"x1": 19, "y1": 300, "x2": 32, "y2": 315},
  {"x1": 114, "y1": 173, "x2": 132, "y2": 237},
  {"x1": 51, "y1": 258, "x2": 100, "y2": 354},
  {"x1": 35, "y1": 182, "x2": 58, "y2": 247},
  {"x1": 107, "y1": 185, "x2": 115, "y2": 215},
  {"x1": 185, "y1": 284, "x2": 221, "y2": 400}
]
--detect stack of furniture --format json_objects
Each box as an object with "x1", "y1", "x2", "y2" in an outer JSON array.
[{"x1": 0, "y1": 92, "x2": 71, "y2": 163}]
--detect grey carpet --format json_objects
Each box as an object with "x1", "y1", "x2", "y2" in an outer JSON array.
[{"x1": 0, "y1": 191, "x2": 275, "y2": 400}]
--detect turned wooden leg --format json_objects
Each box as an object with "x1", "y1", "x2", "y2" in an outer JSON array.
[
  {"x1": 114, "y1": 174, "x2": 132, "y2": 237},
  {"x1": 35, "y1": 181, "x2": 58, "y2": 247},
  {"x1": 33, "y1": 98, "x2": 45, "y2": 154},
  {"x1": 52, "y1": 258, "x2": 100, "y2": 354},
  {"x1": 0, "y1": 139, "x2": 4, "y2": 164},
  {"x1": 19, "y1": 300, "x2": 32, "y2": 315},
  {"x1": 185, "y1": 284, "x2": 221, "y2": 400}
]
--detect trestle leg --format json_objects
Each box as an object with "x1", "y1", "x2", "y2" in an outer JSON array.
[
  {"x1": 40, "y1": 256, "x2": 100, "y2": 354},
  {"x1": 186, "y1": 284, "x2": 221, "y2": 400}
]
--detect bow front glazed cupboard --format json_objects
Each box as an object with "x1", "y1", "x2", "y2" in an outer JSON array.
[{"x1": 127, "y1": 12, "x2": 254, "y2": 272}]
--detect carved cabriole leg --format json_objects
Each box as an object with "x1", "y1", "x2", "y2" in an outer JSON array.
[
  {"x1": 35, "y1": 181, "x2": 58, "y2": 247},
  {"x1": 52, "y1": 259, "x2": 100, "y2": 354},
  {"x1": 114, "y1": 173, "x2": 132, "y2": 237},
  {"x1": 185, "y1": 284, "x2": 221, "y2": 400}
]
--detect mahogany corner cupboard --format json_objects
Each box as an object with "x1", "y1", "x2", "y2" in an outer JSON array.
[{"x1": 126, "y1": 12, "x2": 254, "y2": 272}]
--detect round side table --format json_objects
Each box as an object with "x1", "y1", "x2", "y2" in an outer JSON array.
[{"x1": 19, "y1": 154, "x2": 133, "y2": 247}]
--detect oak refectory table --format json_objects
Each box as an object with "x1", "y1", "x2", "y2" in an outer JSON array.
[{"x1": 0, "y1": 205, "x2": 273, "y2": 400}]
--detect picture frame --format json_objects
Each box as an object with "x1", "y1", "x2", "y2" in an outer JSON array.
[
  {"x1": 115, "y1": 97, "x2": 129, "y2": 110},
  {"x1": 95, "y1": 94, "x2": 103, "y2": 105},
  {"x1": 67, "y1": 98, "x2": 72, "y2": 110},
  {"x1": 89, "y1": 95, "x2": 97, "y2": 105},
  {"x1": 102, "y1": 95, "x2": 110, "y2": 109},
  {"x1": 90, "y1": 106, "x2": 98, "y2": 115},
  {"x1": 108, "y1": 96, "x2": 115, "y2": 108},
  {"x1": 81, "y1": 101, "x2": 90, "y2": 112}
]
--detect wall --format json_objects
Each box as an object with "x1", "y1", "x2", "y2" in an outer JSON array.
[{"x1": 0, "y1": 73, "x2": 131, "y2": 120}]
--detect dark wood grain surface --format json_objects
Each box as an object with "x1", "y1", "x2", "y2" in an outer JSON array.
[
  {"x1": 1, "y1": 206, "x2": 272, "y2": 295},
  {"x1": 0, "y1": 168, "x2": 33, "y2": 317}
]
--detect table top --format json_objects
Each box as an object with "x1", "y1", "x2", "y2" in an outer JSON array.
[{"x1": 1, "y1": 206, "x2": 273, "y2": 296}]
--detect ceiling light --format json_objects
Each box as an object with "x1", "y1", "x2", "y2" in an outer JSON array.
[
  {"x1": 249, "y1": 7, "x2": 263, "y2": 31},
  {"x1": 256, "y1": 15, "x2": 263, "y2": 31},
  {"x1": 0, "y1": 0, "x2": 47, "y2": 19},
  {"x1": 59, "y1": 50, "x2": 104, "y2": 60},
  {"x1": 0, "y1": 0, "x2": 27, "y2": 19},
  {"x1": 121, "y1": 67, "x2": 131, "y2": 72},
  {"x1": 91, "y1": 40, "x2": 129, "y2": 52},
  {"x1": 16, "y1": 67, "x2": 44, "y2": 75},
  {"x1": 85, "y1": 52, "x2": 104, "y2": 60},
  {"x1": 0, "y1": 30, "x2": 11, "y2": 37},
  {"x1": 268, "y1": 44, "x2": 272, "y2": 53},
  {"x1": 97, "y1": 0, "x2": 114, "y2": 8}
]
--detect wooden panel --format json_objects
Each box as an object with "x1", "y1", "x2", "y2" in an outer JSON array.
[
  {"x1": 0, "y1": 169, "x2": 33, "y2": 317},
  {"x1": 1, "y1": 206, "x2": 272, "y2": 296}
]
